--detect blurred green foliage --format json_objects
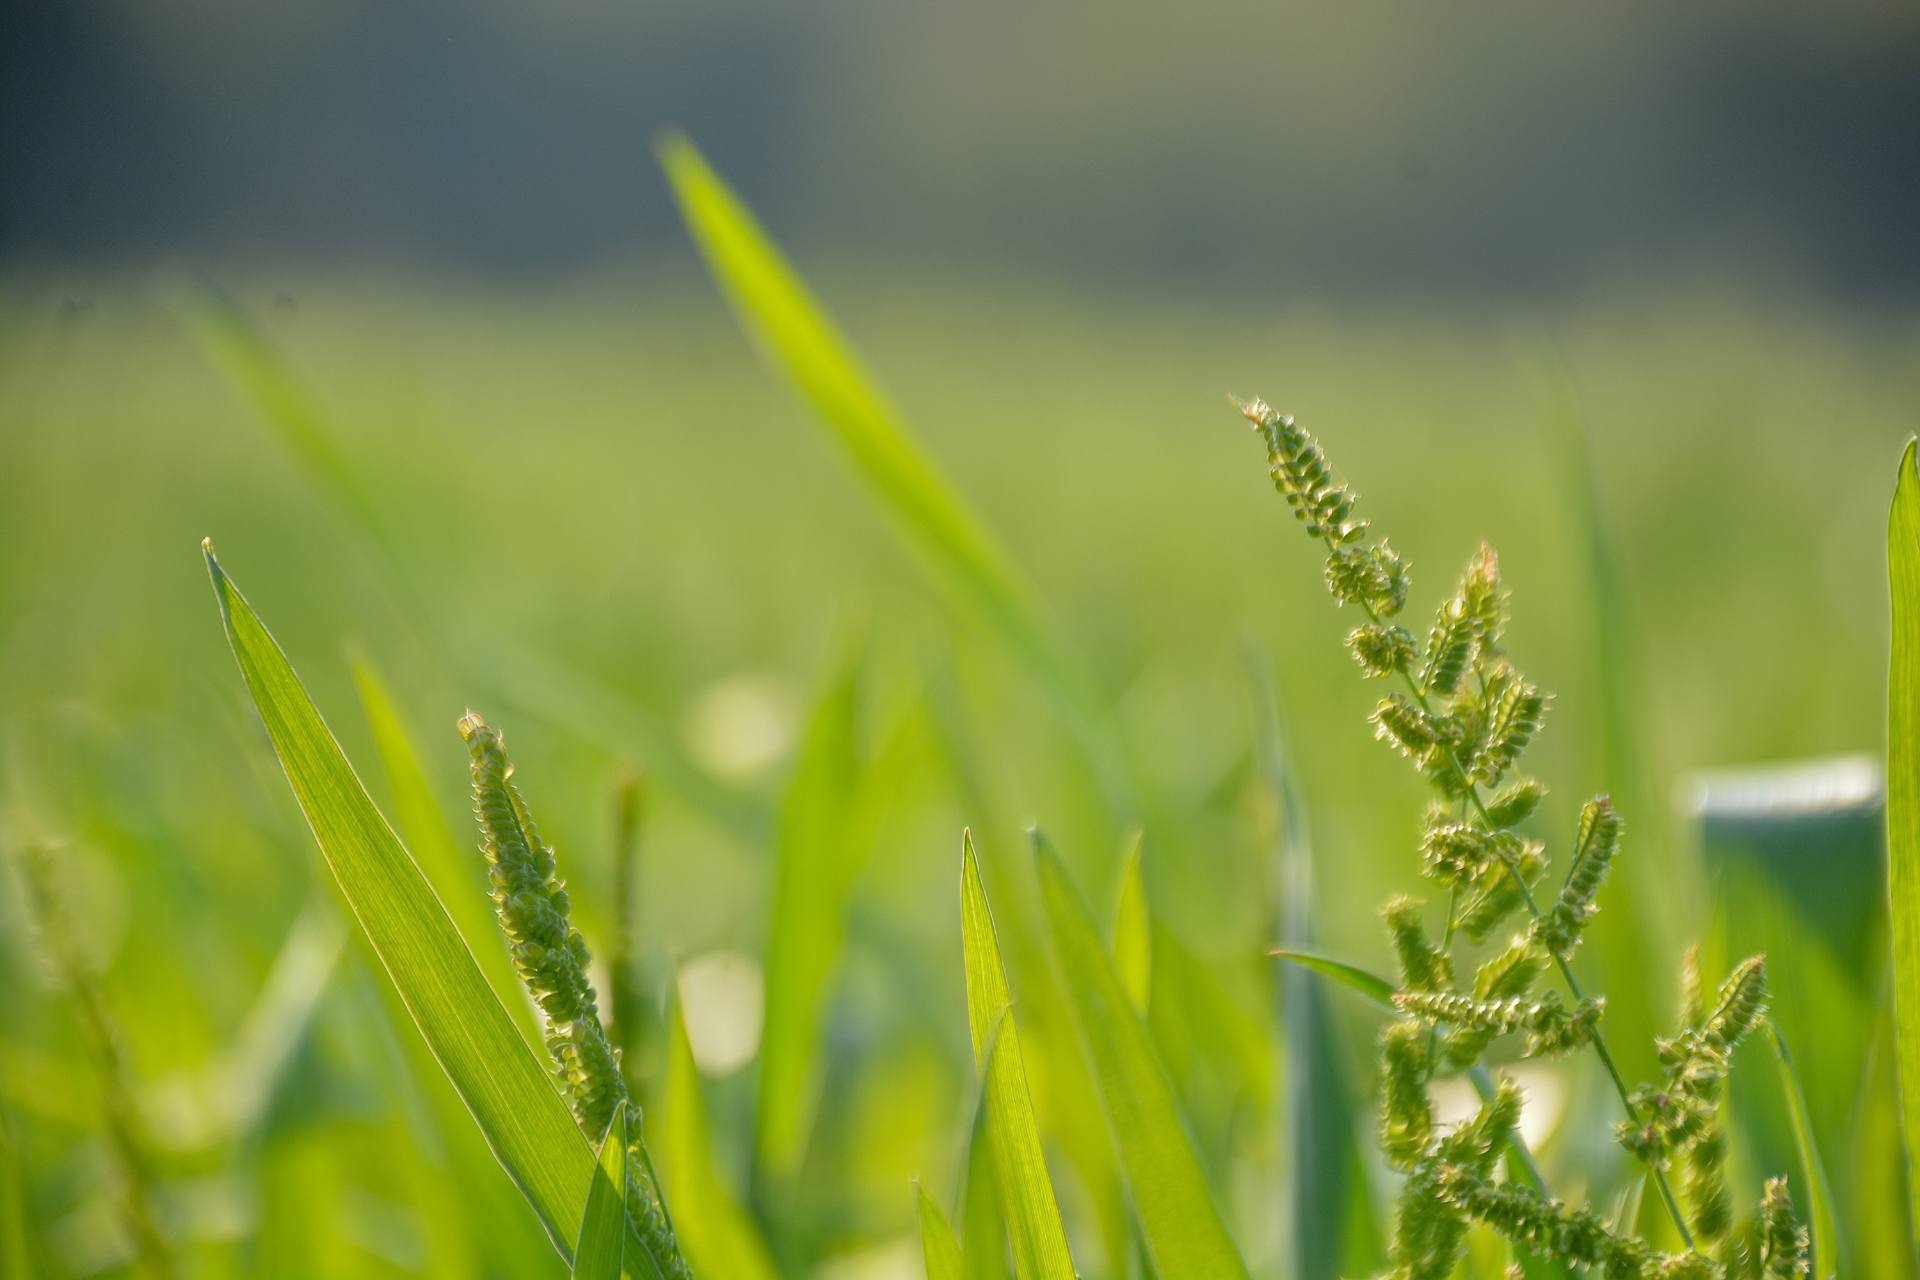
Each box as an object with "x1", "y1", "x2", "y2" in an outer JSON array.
[{"x1": 0, "y1": 263, "x2": 1915, "y2": 1276}]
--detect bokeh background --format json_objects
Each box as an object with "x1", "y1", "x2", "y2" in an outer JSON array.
[{"x1": 3, "y1": 3, "x2": 1919, "y2": 1277}]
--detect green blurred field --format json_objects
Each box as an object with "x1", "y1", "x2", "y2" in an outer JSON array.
[{"x1": 1, "y1": 266, "x2": 1915, "y2": 1276}]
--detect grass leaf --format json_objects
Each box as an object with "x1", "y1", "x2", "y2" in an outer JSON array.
[
  {"x1": 656, "y1": 133, "x2": 1128, "y2": 810},
  {"x1": 1268, "y1": 949, "x2": 1397, "y2": 1007},
  {"x1": 1111, "y1": 832, "x2": 1150, "y2": 1013},
  {"x1": 917, "y1": 1182, "x2": 966, "y2": 1280},
  {"x1": 204, "y1": 542, "x2": 600, "y2": 1262},
  {"x1": 1032, "y1": 832, "x2": 1250, "y2": 1280},
  {"x1": 573, "y1": 1100, "x2": 628, "y2": 1280},
  {"x1": 1766, "y1": 1022, "x2": 1841, "y2": 1279},
  {"x1": 1887, "y1": 435, "x2": 1920, "y2": 1253},
  {"x1": 960, "y1": 833, "x2": 1076, "y2": 1280},
  {"x1": 756, "y1": 657, "x2": 863, "y2": 1178},
  {"x1": 663, "y1": 995, "x2": 779, "y2": 1280}
]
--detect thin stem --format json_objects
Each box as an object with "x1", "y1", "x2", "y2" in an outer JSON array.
[{"x1": 1338, "y1": 550, "x2": 1697, "y2": 1252}]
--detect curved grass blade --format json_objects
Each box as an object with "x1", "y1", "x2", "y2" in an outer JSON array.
[
  {"x1": 1031, "y1": 832, "x2": 1249, "y2": 1280},
  {"x1": 663, "y1": 996, "x2": 778, "y2": 1280},
  {"x1": 204, "y1": 542, "x2": 601, "y2": 1262},
  {"x1": 574, "y1": 1100, "x2": 629, "y2": 1280},
  {"x1": 756, "y1": 656, "x2": 862, "y2": 1179},
  {"x1": 960, "y1": 833, "x2": 1076, "y2": 1280},
  {"x1": 1268, "y1": 949, "x2": 1396, "y2": 1007},
  {"x1": 1766, "y1": 1022, "x2": 1841, "y2": 1279},
  {"x1": 917, "y1": 1182, "x2": 966, "y2": 1280},
  {"x1": 656, "y1": 133, "x2": 1129, "y2": 813},
  {"x1": 1887, "y1": 436, "x2": 1920, "y2": 1252}
]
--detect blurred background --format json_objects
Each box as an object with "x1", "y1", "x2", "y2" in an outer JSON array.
[{"x1": 3, "y1": 2, "x2": 1918, "y2": 1277}]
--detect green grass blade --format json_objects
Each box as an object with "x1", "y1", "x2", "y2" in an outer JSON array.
[
  {"x1": 574, "y1": 1100, "x2": 629, "y2": 1280},
  {"x1": 959, "y1": 833, "x2": 1076, "y2": 1280},
  {"x1": 755, "y1": 657, "x2": 862, "y2": 1179},
  {"x1": 1766, "y1": 1023, "x2": 1842, "y2": 1279},
  {"x1": 203, "y1": 542, "x2": 599, "y2": 1262},
  {"x1": 663, "y1": 996, "x2": 779, "y2": 1280},
  {"x1": 917, "y1": 1182, "x2": 966, "y2": 1280},
  {"x1": 1268, "y1": 949, "x2": 1397, "y2": 1007},
  {"x1": 1031, "y1": 833, "x2": 1249, "y2": 1280},
  {"x1": 1887, "y1": 435, "x2": 1920, "y2": 1252},
  {"x1": 1111, "y1": 831, "x2": 1150, "y2": 1013},
  {"x1": 656, "y1": 134, "x2": 1128, "y2": 810},
  {"x1": 351, "y1": 653, "x2": 536, "y2": 1041}
]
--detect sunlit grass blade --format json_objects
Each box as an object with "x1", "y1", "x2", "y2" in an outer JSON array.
[
  {"x1": 656, "y1": 133, "x2": 1128, "y2": 811},
  {"x1": 959, "y1": 833, "x2": 1076, "y2": 1280},
  {"x1": 1111, "y1": 831, "x2": 1150, "y2": 1013},
  {"x1": 1031, "y1": 831, "x2": 1249, "y2": 1280},
  {"x1": 1766, "y1": 1023, "x2": 1841, "y2": 1279},
  {"x1": 574, "y1": 1100, "x2": 628, "y2": 1280},
  {"x1": 1268, "y1": 949, "x2": 1396, "y2": 1006},
  {"x1": 917, "y1": 1182, "x2": 966, "y2": 1280},
  {"x1": 662, "y1": 996, "x2": 778, "y2": 1280},
  {"x1": 1887, "y1": 435, "x2": 1920, "y2": 1251},
  {"x1": 755, "y1": 657, "x2": 863, "y2": 1179},
  {"x1": 203, "y1": 542, "x2": 602, "y2": 1262},
  {"x1": 351, "y1": 652, "x2": 536, "y2": 1041}
]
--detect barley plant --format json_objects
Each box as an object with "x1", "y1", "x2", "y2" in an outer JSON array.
[{"x1": 1237, "y1": 395, "x2": 1809, "y2": 1279}]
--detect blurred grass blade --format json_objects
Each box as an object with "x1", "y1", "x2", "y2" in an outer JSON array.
[
  {"x1": 657, "y1": 133, "x2": 1128, "y2": 811},
  {"x1": 663, "y1": 996, "x2": 779, "y2": 1280},
  {"x1": 756, "y1": 657, "x2": 863, "y2": 1178},
  {"x1": 917, "y1": 1182, "x2": 966, "y2": 1280},
  {"x1": 1269, "y1": 950, "x2": 1396, "y2": 1006},
  {"x1": 1031, "y1": 832, "x2": 1249, "y2": 1279},
  {"x1": 960, "y1": 833, "x2": 1076, "y2": 1280},
  {"x1": 1111, "y1": 832, "x2": 1150, "y2": 1013},
  {"x1": 1766, "y1": 1023, "x2": 1841, "y2": 1278},
  {"x1": 351, "y1": 652, "x2": 536, "y2": 1040},
  {"x1": 203, "y1": 542, "x2": 599, "y2": 1261},
  {"x1": 1887, "y1": 436, "x2": 1920, "y2": 1249},
  {"x1": 573, "y1": 1100, "x2": 628, "y2": 1280}
]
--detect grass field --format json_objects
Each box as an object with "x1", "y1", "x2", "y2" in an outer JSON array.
[{"x1": 2, "y1": 258, "x2": 1916, "y2": 1276}]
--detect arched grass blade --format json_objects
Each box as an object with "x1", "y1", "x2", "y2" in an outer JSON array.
[
  {"x1": 1268, "y1": 950, "x2": 1396, "y2": 1007},
  {"x1": 663, "y1": 996, "x2": 778, "y2": 1280},
  {"x1": 1031, "y1": 832, "x2": 1249, "y2": 1280},
  {"x1": 1887, "y1": 435, "x2": 1920, "y2": 1254},
  {"x1": 203, "y1": 542, "x2": 602, "y2": 1263},
  {"x1": 574, "y1": 1100, "x2": 629, "y2": 1280},
  {"x1": 1766, "y1": 1023, "x2": 1841, "y2": 1279},
  {"x1": 959, "y1": 833, "x2": 1076, "y2": 1280},
  {"x1": 916, "y1": 1182, "x2": 966, "y2": 1280},
  {"x1": 656, "y1": 133, "x2": 1128, "y2": 813}
]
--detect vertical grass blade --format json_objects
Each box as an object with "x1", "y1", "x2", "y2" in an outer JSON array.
[
  {"x1": 959, "y1": 833, "x2": 1076, "y2": 1280},
  {"x1": 1767, "y1": 1023, "x2": 1842, "y2": 1278},
  {"x1": 203, "y1": 542, "x2": 600, "y2": 1262},
  {"x1": 917, "y1": 1182, "x2": 966, "y2": 1280},
  {"x1": 1887, "y1": 436, "x2": 1920, "y2": 1254},
  {"x1": 1111, "y1": 832, "x2": 1151, "y2": 1014},
  {"x1": 656, "y1": 133, "x2": 1129, "y2": 812},
  {"x1": 351, "y1": 653, "x2": 536, "y2": 1041},
  {"x1": 1031, "y1": 832, "x2": 1250, "y2": 1280},
  {"x1": 663, "y1": 997, "x2": 779, "y2": 1280},
  {"x1": 574, "y1": 1100, "x2": 629, "y2": 1280},
  {"x1": 755, "y1": 658, "x2": 862, "y2": 1179}
]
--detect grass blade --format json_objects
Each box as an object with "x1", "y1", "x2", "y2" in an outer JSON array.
[
  {"x1": 1887, "y1": 436, "x2": 1920, "y2": 1253},
  {"x1": 1766, "y1": 1023, "x2": 1841, "y2": 1279},
  {"x1": 663, "y1": 995, "x2": 779, "y2": 1280},
  {"x1": 656, "y1": 133, "x2": 1128, "y2": 811},
  {"x1": 755, "y1": 657, "x2": 862, "y2": 1179},
  {"x1": 1031, "y1": 832, "x2": 1249, "y2": 1280},
  {"x1": 960, "y1": 833, "x2": 1076, "y2": 1280},
  {"x1": 917, "y1": 1182, "x2": 966, "y2": 1280},
  {"x1": 574, "y1": 1101, "x2": 629, "y2": 1280},
  {"x1": 204, "y1": 541, "x2": 600, "y2": 1261},
  {"x1": 1268, "y1": 949, "x2": 1397, "y2": 1007},
  {"x1": 1111, "y1": 831, "x2": 1150, "y2": 1013},
  {"x1": 351, "y1": 653, "x2": 536, "y2": 1040}
]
